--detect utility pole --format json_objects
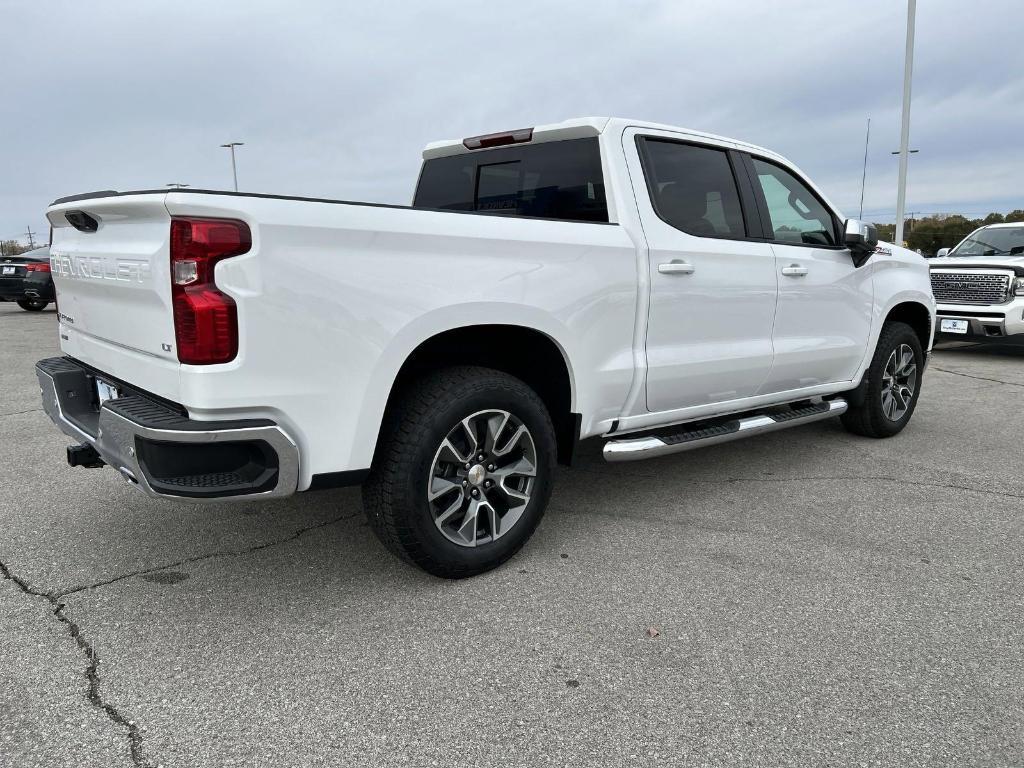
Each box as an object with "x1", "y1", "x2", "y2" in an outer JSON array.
[
  {"x1": 894, "y1": 0, "x2": 917, "y2": 246},
  {"x1": 166, "y1": 183, "x2": 190, "y2": 189},
  {"x1": 25, "y1": 226, "x2": 37, "y2": 249},
  {"x1": 859, "y1": 117, "x2": 871, "y2": 220},
  {"x1": 220, "y1": 142, "x2": 244, "y2": 191}
]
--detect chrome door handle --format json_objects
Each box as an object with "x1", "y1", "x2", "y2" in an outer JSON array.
[
  {"x1": 658, "y1": 260, "x2": 695, "y2": 275},
  {"x1": 781, "y1": 264, "x2": 808, "y2": 277}
]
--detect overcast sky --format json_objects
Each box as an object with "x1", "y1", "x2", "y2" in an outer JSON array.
[{"x1": 2, "y1": 0, "x2": 1021, "y2": 243}]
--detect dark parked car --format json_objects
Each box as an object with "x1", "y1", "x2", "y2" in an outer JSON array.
[{"x1": 0, "y1": 246, "x2": 54, "y2": 311}]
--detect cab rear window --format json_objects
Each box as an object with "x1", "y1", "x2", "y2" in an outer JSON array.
[{"x1": 413, "y1": 138, "x2": 608, "y2": 223}]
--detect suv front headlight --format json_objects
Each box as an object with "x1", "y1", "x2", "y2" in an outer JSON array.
[{"x1": 1014, "y1": 277, "x2": 1024, "y2": 296}]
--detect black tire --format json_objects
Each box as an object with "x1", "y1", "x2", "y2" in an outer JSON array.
[
  {"x1": 17, "y1": 299, "x2": 48, "y2": 311},
  {"x1": 841, "y1": 321, "x2": 924, "y2": 438},
  {"x1": 363, "y1": 366, "x2": 557, "y2": 578}
]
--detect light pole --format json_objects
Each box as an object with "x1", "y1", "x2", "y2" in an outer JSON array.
[
  {"x1": 894, "y1": 0, "x2": 916, "y2": 245},
  {"x1": 891, "y1": 149, "x2": 919, "y2": 237},
  {"x1": 220, "y1": 142, "x2": 244, "y2": 191}
]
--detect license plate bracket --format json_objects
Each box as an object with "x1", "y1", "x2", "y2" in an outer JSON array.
[
  {"x1": 940, "y1": 318, "x2": 969, "y2": 335},
  {"x1": 95, "y1": 378, "x2": 121, "y2": 405}
]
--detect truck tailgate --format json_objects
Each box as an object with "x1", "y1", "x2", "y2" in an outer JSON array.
[{"x1": 47, "y1": 194, "x2": 181, "y2": 397}]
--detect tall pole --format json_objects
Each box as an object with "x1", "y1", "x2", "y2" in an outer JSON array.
[
  {"x1": 859, "y1": 117, "x2": 871, "y2": 220},
  {"x1": 25, "y1": 226, "x2": 37, "y2": 249},
  {"x1": 220, "y1": 142, "x2": 244, "y2": 191},
  {"x1": 894, "y1": 0, "x2": 916, "y2": 245}
]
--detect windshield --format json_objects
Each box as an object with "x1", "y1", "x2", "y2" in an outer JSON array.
[{"x1": 950, "y1": 226, "x2": 1024, "y2": 257}]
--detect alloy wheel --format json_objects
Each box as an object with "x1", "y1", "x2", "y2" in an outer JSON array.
[
  {"x1": 880, "y1": 343, "x2": 917, "y2": 422},
  {"x1": 427, "y1": 409, "x2": 537, "y2": 547}
]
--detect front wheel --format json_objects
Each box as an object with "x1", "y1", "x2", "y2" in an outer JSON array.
[
  {"x1": 841, "y1": 321, "x2": 924, "y2": 438},
  {"x1": 17, "y1": 298, "x2": 48, "y2": 311},
  {"x1": 363, "y1": 366, "x2": 557, "y2": 578}
]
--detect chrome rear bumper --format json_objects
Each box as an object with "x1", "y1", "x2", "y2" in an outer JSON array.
[{"x1": 36, "y1": 356, "x2": 299, "y2": 501}]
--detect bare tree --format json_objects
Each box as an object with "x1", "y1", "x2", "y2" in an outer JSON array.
[{"x1": 0, "y1": 239, "x2": 35, "y2": 258}]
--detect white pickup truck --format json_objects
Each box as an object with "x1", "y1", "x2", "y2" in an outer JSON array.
[
  {"x1": 930, "y1": 222, "x2": 1024, "y2": 340},
  {"x1": 38, "y1": 117, "x2": 935, "y2": 577}
]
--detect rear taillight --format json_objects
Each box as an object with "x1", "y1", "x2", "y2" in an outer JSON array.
[
  {"x1": 169, "y1": 217, "x2": 250, "y2": 365},
  {"x1": 25, "y1": 262, "x2": 51, "y2": 272}
]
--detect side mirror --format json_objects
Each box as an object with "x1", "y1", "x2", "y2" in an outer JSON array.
[
  {"x1": 936, "y1": 247, "x2": 950, "y2": 258},
  {"x1": 844, "y1": 218, "x2": 878, "y2": 267}
]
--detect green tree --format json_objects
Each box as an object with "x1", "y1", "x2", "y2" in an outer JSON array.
[
  {"x1": 873, "y1": 209, "x2": 1024, "y2": 255},
  {"x1": 907, "y1": 215, "x2": 978, "y2": 255},
  {"x1": 874, "y1": 222, "x2": 896, "y2": 242}
]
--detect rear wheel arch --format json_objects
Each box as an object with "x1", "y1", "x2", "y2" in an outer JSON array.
[
  {"x1": 363, "y1": 365, "x2": 558, "y2": 577},
  {"x1": 376, "y1": 324, "x2": 579, "y2": 466}
]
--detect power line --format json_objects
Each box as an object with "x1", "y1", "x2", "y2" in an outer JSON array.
[{"x1": 862, "y1": 208, "x2": 1024, "y2": 220}]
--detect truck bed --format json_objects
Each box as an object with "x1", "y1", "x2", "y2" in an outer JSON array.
[{"x1": 45, "y1": 188, "x2": 639, "y2": 489}]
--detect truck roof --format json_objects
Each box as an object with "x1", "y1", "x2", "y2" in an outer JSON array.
[{"x1": 422, "y1": 116, "x2": 784, "y2": 162}]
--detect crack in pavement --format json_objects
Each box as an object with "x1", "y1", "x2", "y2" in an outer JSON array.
[
  {"x1": 0, "y1": 558, "x2": 154, "y2": 768},
  {"x1": 59, "y1": 509, "x2": 360, "y2": 597},
  {"x1": 0, "y1": 508, "x2": 359, "y2": 767},
  {"x1": 0, "y1": 407, "x2": 44, "y2": 418},
  {"x1": 722, "y1": 475, "x2": 1024, "y2": 501},
  {"x1": 931, "y1": 366, "x2": 1024, "y2": 389},
  {"x1": 572, "y1": 466, "x2": 1024, "y2": 501}
]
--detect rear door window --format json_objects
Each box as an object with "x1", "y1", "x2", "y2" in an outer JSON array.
[
  {"x1": 637, "y1": 138, "x2": 746, "y2": 238},
  {"x1": 414, "y1": 138, "x2": 608, "y2": 223}
]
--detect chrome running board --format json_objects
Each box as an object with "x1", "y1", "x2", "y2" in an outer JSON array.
[{"x1": 603, "y1": 399, "x2": 848, "y2": 462}]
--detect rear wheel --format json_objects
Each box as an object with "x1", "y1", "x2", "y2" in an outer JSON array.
[
  {"x1": 841, "y1": 321, "x2": 924, "y2": 438},
  {"x1": 17, "y1": 299, "x2": 48, "y2": 311},
  {"x1": 363, "y1": 366, "x2": 556, "y2": 578}
]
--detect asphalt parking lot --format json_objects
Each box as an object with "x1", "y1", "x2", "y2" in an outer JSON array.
[{"x1": 1, "y1": 302, "x2": 1022, "y2": 768}]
